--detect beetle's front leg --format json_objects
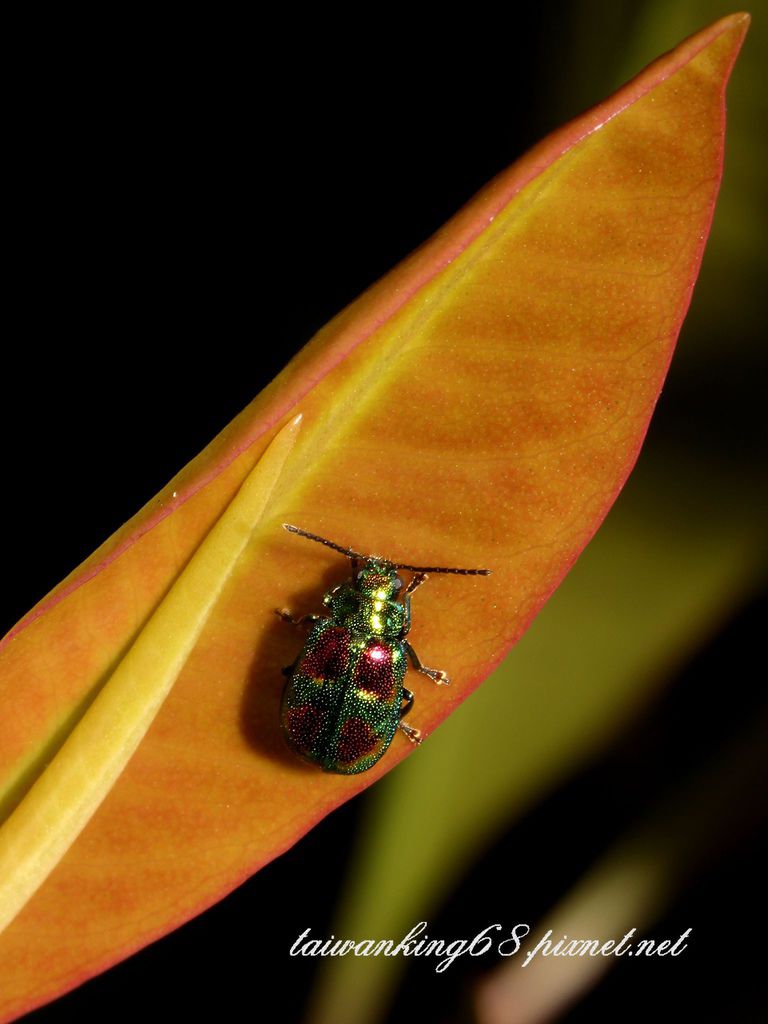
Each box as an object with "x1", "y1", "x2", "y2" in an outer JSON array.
[
  {"x1": 397, "y1": 687, "x2": 422, "y2": 744},
  {"x1": 405, "y1": 642, "x2": 450, "y2": 686},
  {"x1": 398, "y1": 574, "x2": 427, "y2": 639},
  {"x1": 403, "y1": 571, "x2": 428, "y2": 597},
  {"x1": 274, "y1": 609, "x2": 324, "y2": 627}
]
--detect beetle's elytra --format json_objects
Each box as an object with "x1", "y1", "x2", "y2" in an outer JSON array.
[{"x1": 278, "y1": 524, "x2": 491, "y2": 775}]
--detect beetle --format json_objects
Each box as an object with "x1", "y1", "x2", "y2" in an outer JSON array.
[{"x1": 277, "y1": 524, "x2": 491, "y2": 774}]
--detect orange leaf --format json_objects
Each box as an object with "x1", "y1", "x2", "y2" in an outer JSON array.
[{"x1": 0, "y1": 12, "x2": 748, "y2": 1019}]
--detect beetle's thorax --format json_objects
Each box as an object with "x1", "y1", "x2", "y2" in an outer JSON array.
[
  {"x1": 327, "y1": 560, "x2": 405, "y2": 639},
  {"x1": 357, "y1": 559, "x2": 402, "y2": 598}
]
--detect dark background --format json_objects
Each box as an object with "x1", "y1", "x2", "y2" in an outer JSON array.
[{"x1": 5, "y1": 4, "x2": 765, "y2": 1021}]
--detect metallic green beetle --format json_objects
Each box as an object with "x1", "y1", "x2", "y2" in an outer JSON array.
[{"x1": 278, "y1": 524, "x2": 491, "y2": 774}]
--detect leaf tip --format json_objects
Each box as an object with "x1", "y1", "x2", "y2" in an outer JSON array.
[{"x1": 713, "y1": 11, "x2": 751, "y2": 44}]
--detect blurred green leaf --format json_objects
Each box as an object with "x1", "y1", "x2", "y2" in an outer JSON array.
[{"x1": 474, "y1": 703, "x2": 768, "y2": 1024}]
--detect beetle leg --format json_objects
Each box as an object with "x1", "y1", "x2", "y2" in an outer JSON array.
[
  {"x1": 403, "y1": 571, "x2": 428, "y2": 597},
  {"x1": 281, "y1": 656, "x2": 299, "y2": 677},
  {"x1": 398, "y1": 687, "x2": 422, "y2": 745},
  {"x1": 405, "y1": 641, "x2": 450, "y2": 686},
  {"x1": 398, "y1": 575, "x2": 426, "y2": 639},
  {"x1": 322, "y1": 583, "x2": 344, "y2": 608},
  {"x1": 398, "y1": 722, "x2": 422, "y2": 744},
  {"x1": 275, "y1": 609, "x2": 324, "y2": 627}
]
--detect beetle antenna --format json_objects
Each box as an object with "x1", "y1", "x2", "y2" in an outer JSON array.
[
  {"x1": 283, "y1": 524, "x2": 491, "y2": 575},
  {"x1": 283, "y1": 524, "x2": 366, "y2": 561},
  {"x1": 392, "y1": 562, "x2": 492, "y2": 576}
]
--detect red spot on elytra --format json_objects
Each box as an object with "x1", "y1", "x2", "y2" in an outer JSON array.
[
  {"x1": 300, "y1": 627, "x2": 349, "y2": 680},
  {"x1": 353, "y1": 642, "x2": 395, "y2": 699},
  {"x1": 336, "y1": 717, "x2": 378, "y2": 764},
  {"x1": 286, "y1": 705, "x2": 325, "y2": 753}
]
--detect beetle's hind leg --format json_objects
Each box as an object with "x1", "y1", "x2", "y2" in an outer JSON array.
[
  {"x1": 405, "y1": 642, "x2": 450, "y2": 686},
  {"x1": 398, "y1": 687, "x2": 422, "y2": 745},
  {"x1": 398, "y1": 723, "x2": 422, "y2": 745}
]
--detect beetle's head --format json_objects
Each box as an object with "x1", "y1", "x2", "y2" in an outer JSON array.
[{"x1": 356, "y1": 559, "x2": 403, "y2": 600}]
